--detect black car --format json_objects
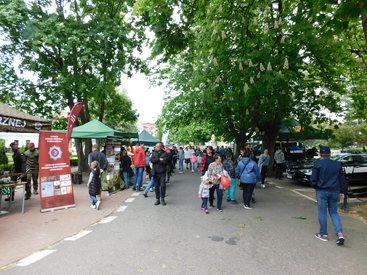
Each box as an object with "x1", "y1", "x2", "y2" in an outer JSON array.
[{"x1": 286, "y1": 153, "x2": 367, "y2": 186}]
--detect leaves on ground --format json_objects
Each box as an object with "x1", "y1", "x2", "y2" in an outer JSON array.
[
  {"x1": 256, "y1": 216, "x2": 264, "y2": 221},
  {"x1": 239, "y1": 223, "x2": 246, "y2": 228}
]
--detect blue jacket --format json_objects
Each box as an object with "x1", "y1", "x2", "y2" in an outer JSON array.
[
  {"x1": 235, "y1": 157, "x2": 261, "y2": 184},
  {"x1": 311, "y1": 158, "x2": 345, "y2": 192}
]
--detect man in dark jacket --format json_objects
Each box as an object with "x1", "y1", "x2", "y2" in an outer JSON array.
[
  {"x1": 150, "y1": 142, "x2": 168, "y2": 206},
  {"x1": 311, "y1": 145, "x2": 345, "y2": 246},
  {"x1": 7, "y1": 142, "x2": 27, "y2": 201},
  {"x1": 88, "y1": 144, "x2": 108, "y2": 171}
]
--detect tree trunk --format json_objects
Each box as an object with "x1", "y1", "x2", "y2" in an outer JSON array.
[
  {"x1": 361, "y1": 10, "x2": 367, "y2": 45},
  {"x1": 261, "y1": 122, "x2": 281, "y2": 176}
]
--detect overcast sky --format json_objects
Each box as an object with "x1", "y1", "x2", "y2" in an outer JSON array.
[{"x1": 121, "y1": 73, "x2": 165, "y2": 124}]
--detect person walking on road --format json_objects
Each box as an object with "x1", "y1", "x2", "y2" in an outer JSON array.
[
  {"x1": 150, "y1": 142, "x2": 168, "y2": 206},
  {"x1": 87, "y1": 161, "x2": 101, "y2": 210},
  {"x1": 236, "y1": 150, "x2": 261, "y2": 209},
  {"x1": 207, "y1": 154, "x2": 225, "y2": 212},
  {"x1": 200, "y1": 146, "x2": 214, "y2": 176},
  {"x1": 178, "y1": 147, "x2": 184, "y2": 173},
  {"x1": 274, "y1": 147, "x2": 285, "y2": 179},
  {"x1": 258, "y1": 149, "x2": 270, "y2": 188},
  {"x1": 24, "y1": 142, "x2": 39, "y2": 196},
  {"x1": 132, "y1": 142, "x2": 146, "y2": 191},
  {"x1": 311, "y1": 145, "x2": 345, "y2": 246},
  {"x1": 198, "y1": 173, "x2": 212, "y2": 214},
  {"x1": 120, "y1": 149, "x2": 132, "y2": 189},
  {"x1": 223, "y1": 151, "x2": 238, "y2": 204},
  {"x1": 190, "y1": 152, "x2": 197, "y2": 173}
]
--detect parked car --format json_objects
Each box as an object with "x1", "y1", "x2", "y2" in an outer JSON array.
[
  {"x1": 286, "y1": 153, "x2": 367, "y2": 186},
  {"x1": 332, "y1": 154, "x2": 367, "y2": 186}
]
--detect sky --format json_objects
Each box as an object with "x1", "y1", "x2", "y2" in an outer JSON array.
[{"x1": 121, "y1": 73, "x2": 165, "y2": 125}]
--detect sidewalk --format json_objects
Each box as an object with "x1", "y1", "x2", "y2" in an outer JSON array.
[{"x1": 0, "y1": 179, "x2": 133, "y2": 269}]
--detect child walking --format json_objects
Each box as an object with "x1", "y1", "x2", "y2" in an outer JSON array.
[
  {"x1": 88, "y1": 160, "x2": 102, "y2": 210},
  {"x1": 190, "y1": 153, "x2": 197, "y2": 173},
  {"x1": 198, "y1": 173, "x2": 212, "y2": 214}
]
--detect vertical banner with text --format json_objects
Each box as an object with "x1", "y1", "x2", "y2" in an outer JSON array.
[
  {"x1": 38, "y1": 131, "x2": 75, "y2": 212},
  {"x1": 66, "y1": 102, "x2": 83, "y2": 140}
]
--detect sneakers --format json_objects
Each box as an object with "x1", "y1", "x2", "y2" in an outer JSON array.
[
  {"x1": 217, "y1": 208, "x2": 223, "y2": 212},
  {"x1": 226, "y1": 198, "x2": 231, "y2": 202},
  {"x1": 5, "y1": 197, "x2": 14, "y2": 202},
  {"x1": 90, "y1": 204, "x2": 96, "y2": 209},
  {"x1": 251, "y1": 197, "x2": 256, "y2": 204},
  {"x1": 209, "y1": 204, "x2": 214, "y2": 208},
  {"x1": 143, "y1": 192, "x2": 148, "y2": 198},
  {"x1": 261, "y1": 184, "x2": 265, "y2": 189},
  {"x1": 179, "y1": 171, "x2": 183, "y2": 174},
  {"x1": 205, "y1": 209, "x2": 209, "y2": 214},
  {"x1": 154, "y1": 199, "x2": 160, "y2": 206},
  {"x1": 161, "y1": 199, "x2": 166, "y2": 206},
  {"x1": 336, "y1": 233, "x2": 345, "y2": 246},
  {"x1": 315, "y1": 233, "x2": 328, "y2": 242},
  {"x1": 243, "y1": 204, "x2": 253, "y2": 210},
  {"x1": 33, "y1": 190, "x2": 38, "y2": 195},
  {"x1": 96, "y1": 200, "x2": 101, "y2": 210}
]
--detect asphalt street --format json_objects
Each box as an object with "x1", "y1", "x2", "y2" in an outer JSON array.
[{"x1": 2, "y1": 171, "x2": 367, "y2": 275}]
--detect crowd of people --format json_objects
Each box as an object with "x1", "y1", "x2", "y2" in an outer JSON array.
[{"x1": 5, "y1": 139, "x2": 346, "y2": 246}]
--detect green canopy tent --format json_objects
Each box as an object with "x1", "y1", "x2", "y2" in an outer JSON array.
[
  {"x1": 136, "y1": 129, "x2": 159, "y2": 146},
  {"x1": 277, "y1": 118, "x2": 331, "y2": 141},
  {"x1": 71, "y1": 119, "x2": 138, "y2": 139}
]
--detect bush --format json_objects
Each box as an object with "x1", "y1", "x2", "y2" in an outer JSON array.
[{"x1": 70, "y1": 158, "x2": 78, "y2": 166}]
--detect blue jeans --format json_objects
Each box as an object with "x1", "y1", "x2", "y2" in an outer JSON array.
[
  {"x1": 316, "y1": 190, "x2": 343, "y2": 235},
  {"x1": 179, "y1": 159, "x2": 184, "y2": 171},
  {"x1": 90, "y1": 195, "x2": 97, "y2": 205},
  {"x1": 134, "y1": 167, "x2": 144, "y2": 189},
  {"x1": 144, "y1": 177, "x2": 155, "y2": 193},
  {"x1": 121, "y1": 171, "x2": 129, "y2": 189},
  {"x1": 226, "y1": 177, "x2": 237, "y2": 201},
  {"x1": 201, "y1": 197, "x2": 208, "y2": 209}
]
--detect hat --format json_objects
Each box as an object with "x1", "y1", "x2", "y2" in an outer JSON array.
[
  {"x1": 165, "y1": 147, "x2": 171, "y2": 151},
  {"x1": 28, "y1": 142, "x2": 35, "y2": 149},
  {"x1": 319, "y1": 145, "x2": 330, "y2": 154},
  {"x1": 9, "y1": 142, "x2": 18, "y2": 147}
]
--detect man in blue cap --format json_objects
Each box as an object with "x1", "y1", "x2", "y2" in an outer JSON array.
[{"x1": 311, "y1": 145, "x2": 345, "y2": 246}]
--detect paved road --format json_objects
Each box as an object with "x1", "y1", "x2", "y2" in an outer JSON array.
[{"x1": 2, "y1": 171, "x2": 367, "y2": 274}]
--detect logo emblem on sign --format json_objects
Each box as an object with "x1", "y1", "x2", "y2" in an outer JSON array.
[{"x1": 49, "y1": 146, "x2": 62, "y2": 160}]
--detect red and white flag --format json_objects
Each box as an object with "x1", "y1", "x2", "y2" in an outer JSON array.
[{"x1": 66, "y1": 102, "x2": 83, "y2": 140}]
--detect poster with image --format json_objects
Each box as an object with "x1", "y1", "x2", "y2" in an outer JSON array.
[{"x1": 38, "y1": 131, "x2": 75, "y2": 212}]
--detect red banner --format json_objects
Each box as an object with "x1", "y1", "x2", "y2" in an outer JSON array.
[
  {"x1": 66, "y1": 102, "x2": 83, "y2": 140},
  {"x1": 38, "y1": 131, "x2": 75, "y2": 212}
]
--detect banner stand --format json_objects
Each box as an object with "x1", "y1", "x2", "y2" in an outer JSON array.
[
  {"x1": 40, "y1": 204, "x2": 76, "y2": 213},
  {"x1": 38, "y1": 131, "x2": 75, "y2": 212}
]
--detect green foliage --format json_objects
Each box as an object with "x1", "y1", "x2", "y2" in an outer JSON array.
[
  {"x1": 0, "y1": 0, "x2": 145, "y2": 128},
  {"x1": 0, "y1": 139, "x2": 8, "y2": 165},
  {"x1": 330, "y1": 123, "x2": 367, "y2": 150},
  {"x1": 141, "y1": 0, "x2": 352, "y2": 150}
]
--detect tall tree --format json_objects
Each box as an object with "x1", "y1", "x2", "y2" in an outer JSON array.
[
  {"x1": 137, "y1": 0, "x2": 349, "y2": 157},
  {"x1": 0, "y1": 0, "x2": 144, "y2": 170}
]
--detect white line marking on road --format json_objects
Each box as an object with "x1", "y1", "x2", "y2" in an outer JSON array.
[
  {"x1": 117, "y1": 206, "x2": 128, "y2": 212},
  {"x1": 64, "y1": 230, "x2": 92, "y2": 241},
  {"x1": 294, "y1": 188, "x2": 313, "y2": 192},
  {"x1": 131, "y1": 192, "x2": 140, "y2": 197},
  {"x1": 17, "y1": 250, "x2": 56, "y2": 266},
  {"x1": 99, "y1": 216, "x2": 117, "y2": 224},
  {"x1": 125, "y1": 198, "x2": 135, "y2": 203},
  {"x1": 291, "y1": 190, "x2": 317, "y2": 203},
  {"x1": 275, "y1": 186, "x2": 284, "y2": 189}
]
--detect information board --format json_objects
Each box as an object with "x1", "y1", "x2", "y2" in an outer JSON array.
[{"x1": 38, "y1": 131, "x2": 75, "y2": 212}]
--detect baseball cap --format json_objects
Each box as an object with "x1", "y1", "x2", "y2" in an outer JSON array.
[
  {"x1": 319, "y1": 145, "x2": 330, "y2": 154},
  {"x1": 28, "y1": 142, "x2": 35, "y2": 149},
  {"x1": 9, "y1": 142, "x2": 18, "y2": 147}
]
